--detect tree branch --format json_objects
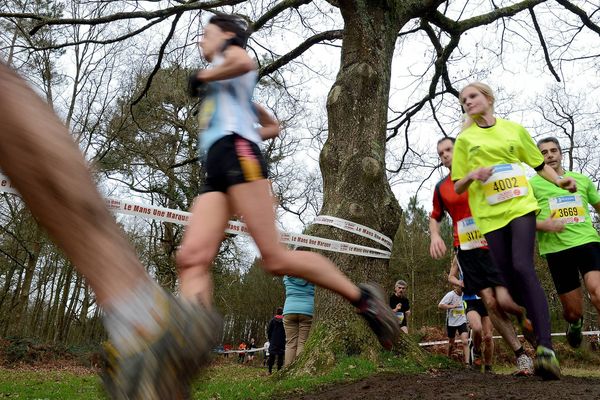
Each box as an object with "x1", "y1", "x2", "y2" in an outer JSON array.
[
  {"x1": 258, "y1": 29, "x2": 343, "y2": 79},
  {"x1": 252, "y1": 0, "x2": 313, "y2": 32},
  {"x1": 18, "y1": 0, "x2": 246, "y2": 35},
  {"x1": 131, "y1": 13, "x2": 182, "y2": 106},
  {"x1": 529, "y1": 7, "x2": 561, "y2": 82},
  {"x1": 18, "y1": 16, "x2": 170, "y2": 51},
  {"x1": 426, "y1": 0, "x2": 546, "y2": 35},
  {"x1": 555, "y1": 0, "x2": 600, "y2": 36}
]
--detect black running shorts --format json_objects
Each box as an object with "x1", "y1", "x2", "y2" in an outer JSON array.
[
  {"x1": 456, "y1": 248, "x2": 505, "y2": 294},
  {"x1": 447, "y1": 323, "x2": 468, "y2": 338},
  {"x1": 464, "y1": 298, "x2": 488, "y2": 318},
  {"x1": 201, "y1": 133, "x2": 268, "y2": 194},
  {"x1": 546, "y1": 241, "x2": 600, "y2": 295}
]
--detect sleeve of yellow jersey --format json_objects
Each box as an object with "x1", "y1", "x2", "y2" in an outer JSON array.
[
  {"x1": 451, "y1": 136, "x2": 468, "y2": 181},
  {"x1": 518, "y1": 125, "x2": 544, "y2": 168}
]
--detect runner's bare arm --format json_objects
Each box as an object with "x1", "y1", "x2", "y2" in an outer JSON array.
[
  {"x1": 536, "y1": 164, "x2": 576, "y2": 192},
  {"x1": 253, "y1": 103, "x2": 280, "y2": 140},
  {"x1": 448, "y1": 256, "x2": 464, "y2": 287},
  {"x1": 429, "y1": 217, "x2": 447, "y2": 259},
  {"x1": 536, "y1": 212, "x2": 565, "y2": 233},
  {"x1": 197, "y1": 46, "x2": 255, "y2": 81},
  {"x1": 454, "y1": 167, "x2": 493, "y2": 194}
]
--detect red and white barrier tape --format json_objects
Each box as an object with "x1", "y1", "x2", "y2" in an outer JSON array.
[
  {"x1": 215, "y1": 346, "x2": 267, "y2": 354},
  {"x1": 418, "y1": 330, "x2": 600, "y2": 347},
  {"x1": 312, "y1": 215, "x2": 393, "y2": 250},
  {"x1": 1, "y1": 175, "x2": 392, "y2": 259}
]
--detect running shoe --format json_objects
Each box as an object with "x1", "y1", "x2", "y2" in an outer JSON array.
[
  {"x1": 533, "y1": 346, "x2": 561, "y2": 381},
  {"x1": 566, "y1": 318, "x2": 583, "y2": 349},
  {"x1": 356, "y1": 283, "x2": 400, "y2": 350},
  {"x1": 101, "y1": 296, "x2": 223, "y2": 399},
  {"x1": 513, "y1": 352, "x2": 534, "y2": 376},
  {"x1": 517, "y1": 314, "x2": 536, "y2": 348},
  {"x1": 484, "y1": 365, "x2": 493, "y2": 374},
  {"x1": 471, "y1": 348, "x2": 483, "y2": 370}
]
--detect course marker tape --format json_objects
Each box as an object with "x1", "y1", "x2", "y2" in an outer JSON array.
[
  {"x1": 0, "y1": 175, "x2": 392, "y2": 258},
  {"x1": 312, "y1": 215, "x2": 393, "y2": 250},
  {"x1": 214, "y1": 346, "x2": 266, "y2": 354},
  {"x1": 418, "y1": 330, "x2": 600, "y2": 347}
]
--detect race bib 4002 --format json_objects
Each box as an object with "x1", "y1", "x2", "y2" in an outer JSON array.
[{"x1": 483, "y1": 163, "x2": 528, "y2": 205}]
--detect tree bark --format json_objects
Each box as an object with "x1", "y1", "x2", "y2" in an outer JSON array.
[{"x1": 300, "y1": 1, "x2": 414, "y2": 370}]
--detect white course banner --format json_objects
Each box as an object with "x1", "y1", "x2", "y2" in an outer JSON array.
[
  {"x1": 312, "y1": 215, "x2": 393, "y2": 250},
  {"x1": 1, "y1": 175, "x2": 392, "y2": 259}
]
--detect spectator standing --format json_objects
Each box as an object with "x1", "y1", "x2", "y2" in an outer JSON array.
[
  {"x1": 237, "y1": 340, "x2": 247, "y2": 364},
  {"x1": 283, "y1": 276, "x2": 315, "y2": 367},
  {"x1": 267, "y1": 307, "x2": 286, "y2": 373},
  {"x1": 389, "y1": 280, "x2": 411, "y2": 333}
]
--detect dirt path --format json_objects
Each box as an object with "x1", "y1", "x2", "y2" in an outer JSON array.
[{"x1": 284, "y1": 370, "x2": 600, "y2": 400}]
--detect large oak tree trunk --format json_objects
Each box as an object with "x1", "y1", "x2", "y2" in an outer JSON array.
[{"x1": 294, "y1": 1, "x2": 433, "y2": 372}]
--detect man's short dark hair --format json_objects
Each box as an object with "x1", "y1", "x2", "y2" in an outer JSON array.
[
  {"x1": 208, "y1": 14, "x2": 251, "y2": 48},
  {"x1": 437, "y1": 137, "x2": 456, "y2": 146},
  {"x1": 537, "y1": 136, "x2": 562, "y2": 152}
]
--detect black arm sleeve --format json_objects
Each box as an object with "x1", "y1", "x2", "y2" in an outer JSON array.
[{"x1": 533, "y1": 161, "x2": 545, "y2": 171}]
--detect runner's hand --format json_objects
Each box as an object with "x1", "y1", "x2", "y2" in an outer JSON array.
[
  {"x1": 557, "y1": 176, "x2": 577, "y2": 193},
  {"x1": 468, "y1": 167, "x2": 493, "y2": 182},
  {"x1": 540, "y1": 213, "x2": 565, "y2": 232},
  {"x1": 187, "y1": 70, "x2": 206, "y2": 98},
  {"x1": 430, "y1": 236, "x2": 447, "y2": 259}
]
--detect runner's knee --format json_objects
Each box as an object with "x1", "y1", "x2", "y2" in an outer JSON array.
[
  {"x1": 470, "y1": 321, "x2": 483, "y2": 334},
  {"x1": 260, "y1": 251, "x2": 288, "y2": 276},
  {"x1": 482, "y1": 295, "x2": 497, "y2": 311},
  {"x1": 589, "y1": 286, "x2": 600, "y2": 311},
  {"x1": 483, "y1": 331, "x2": 493, "y2": 343},
  {"x1": 176, "y1": 244, "x2": 213, "y2": 271},
  {"x1": 562, "y1": 307, "x2": 582, "y2": 323}
]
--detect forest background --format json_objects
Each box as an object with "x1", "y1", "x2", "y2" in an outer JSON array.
[{"x1": 0, "y1": 0, "x2": 599, "y2": 364}]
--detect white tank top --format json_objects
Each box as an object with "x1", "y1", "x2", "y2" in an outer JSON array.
[{"x1": 197, "y1": 54, "x2": 260, "y2": 155}]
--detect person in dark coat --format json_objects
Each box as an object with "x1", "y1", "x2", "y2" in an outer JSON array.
[{"x1": 267, "y1": 307, "x2": 286, "y2": 373}]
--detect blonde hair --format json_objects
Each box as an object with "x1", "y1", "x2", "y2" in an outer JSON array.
[{"x1": 459, "y1": 82, "x2": 496, "y2": 130}]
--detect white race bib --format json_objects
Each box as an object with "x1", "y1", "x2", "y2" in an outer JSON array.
[
  {"x1": 452, "y1": 308, "x2": 465, "y2": 316},
  {"x1": 482, "y1": 163, "x2": 528, "y2": 205},
  {"x1": 457, "y1": 217, "x2": 487, "y2": 250},
  {"x1": 549, "y1": 195, "x2": 585, "y2": 224},
  {"x1": 395, "y1": 311, "x2": 404, "y2": 324}
]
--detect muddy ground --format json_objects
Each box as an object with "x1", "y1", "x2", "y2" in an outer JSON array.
[{"x1": 284, "y1": 369, "x2": 600, "y2": 400}]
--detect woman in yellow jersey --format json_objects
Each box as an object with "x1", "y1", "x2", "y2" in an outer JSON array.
[{"x1": 451, "y1": 82, "x2": 576, "y2": 380}]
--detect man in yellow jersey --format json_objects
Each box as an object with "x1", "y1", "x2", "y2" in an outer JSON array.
[{"x1": 531, "y1": 137, "x2": 600, "y2": 348}]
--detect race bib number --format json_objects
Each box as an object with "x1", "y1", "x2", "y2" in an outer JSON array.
[
  {"x1": 482, "y1": 163, "x2": 528, "y2": 205},
  {"x1": 452, "y1": 308, "x2": 465, "y2": 316},
  {"x1": 197, "y1": 98, "x2": 215, "y2": 130},
  {"x1": 457, "y1": 217, "x2": 487, "y2": 250},
  {"x1": 395, "y1": 311, "x2": 404, "y2": 324},
  {"x1": 549, "y1": 195, "x2": 585, "y2": 224}
]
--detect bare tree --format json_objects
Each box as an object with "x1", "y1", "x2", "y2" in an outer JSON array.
[{"x1": 2, "y1": 0, "x2": 600, "y2": 364}]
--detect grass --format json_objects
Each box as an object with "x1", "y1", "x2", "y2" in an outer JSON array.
[
  {"x1": 0, "y1": 369, "x2": 103, "y2": 399},
  {"x1": 0, "y1": 350, "x2": 599, "y2": 399},
  {"x1": 0, "y1": 353, "x2": 448, "y2": 399},
  {"x1": 193, "y1": 354, "x2": 447, "y2": 400}
]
